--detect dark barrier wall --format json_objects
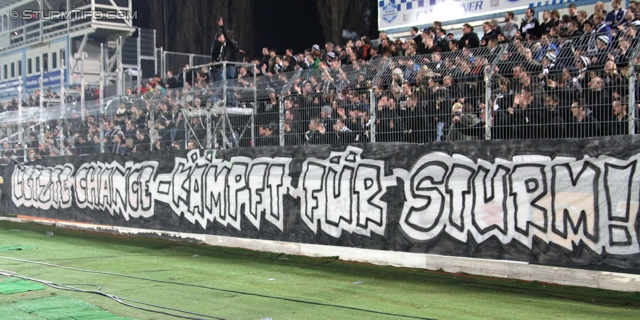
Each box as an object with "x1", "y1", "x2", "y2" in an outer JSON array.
[{"x1": 3, "y1": 137, "x2": 640, "y2": 271}]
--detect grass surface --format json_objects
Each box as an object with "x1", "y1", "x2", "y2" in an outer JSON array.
[{"x1": 0, "y1": 220, "x2": 638, "y2": 320}]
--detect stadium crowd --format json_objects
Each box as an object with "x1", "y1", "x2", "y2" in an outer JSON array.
[{"x1": 1, "y1": 0, "x2": 640, "y2": 164}]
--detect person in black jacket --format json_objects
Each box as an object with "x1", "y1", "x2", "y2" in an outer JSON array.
[
  {"x1": 210, "y1": 18, "x2": 234, "y2": 80},
  {"x1": 257, "y1": 124, "x2": 279, "y2": 147},
  {"x1": 458, "y1": 24, "x2": 480, "y2": 49},
  {"x1": 569, "y1": 99, "x2": 600, "y2": 138},
  {"x1": 209, "y1": 17, "x2": 239, "y2": 105},
  {"x1": 520, "y1": 7, "x2": 541, "y2": 39}
]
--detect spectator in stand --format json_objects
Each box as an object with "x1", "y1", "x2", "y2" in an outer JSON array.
[
  {"x1": 410, "y1": 26, "x2": 424, "y2": 53},
  {"x1": 458, "y1": 23, "x2": 480, "y2": 49},
  {"x1": 568, "y1": 4, "x2": 578, "y2": 22},
  {"x1": 567, "y1": 20, "x2": 583, "y2": 39},
  {"x1": 257, "y1": 124, "x2": 279, "y2": 147},
  {"x1": 283, "y1": 120, "x2": 301, "y2": 146},
  {"x1": 577, "y1": 10, "x2": 589, "y2": 31},
  {"x1": 480, "y1": 21, "x2": 498, "y2": 46},
  {"x1": 609, "y1": 98, "x2": 629, "y2": 136},
  {"x1": 503, "y1": 11, "x2": 518, "y2": 40},
  {"x1": 209, "y1": 18, "x2": 237, "y2": 82},
  {"x1": 569, "y1": 99, "x2": 600, "y2": 138},
  {"x1": 594, "y1": 12, "x2": 611, "y2": 37},
  {"x1": 589, "y1": 1, "x2": 607, "y2": 22},
  {"x1": 434, "y1": 28, "x2": 449, "y2": 52},
  {"x1": 520, "y1": 7, "x2": 540, "y2": 40},
  {"x1": 540, "y1": 10, "x2": 558, "y2": 35},
  {"x1": 606, "y1": 0, "x2": 626, "y2": 28}
]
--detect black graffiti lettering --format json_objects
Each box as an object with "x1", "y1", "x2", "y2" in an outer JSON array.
[
  {"x1": 59, "y1": 165, "x2": 73, "y2": 207},
  {"x1": 172, "y1": 163, "x2": 190, "y2": 212},
  {"x1": 37, "y1": 168, "x2": 51, "y2": 205},
  {"x1": 354, "y1": 164, "x2": 384, "y2": 229},
  {"x1": 49, "y1": 167, "x2": 62, "y2": 207},
  {"x1": 75, "y1": 166, "x2": 88, "y2": 206},
  {"x1": 406, "y1": 161, "x2": 447, "y2": 234},
  {"x1": 187, "y1": 163, "x2": 208, "y2": 220},
  {"x1": 472, "y1": 165, "x2": 510, "y2": 235},
  {"x1": 248, "y1": 163, "x2": 268, "y2": 221},
  {"x1": 445, "y1": 164, "x2": 475, "y2": 233},
  {"x1": 98, "y1": 166, "x2": 113, "y2": 210},
  {"x1": 551, "y1": 163, "x2": 600, "y2": 242},
  {"x1": 227, "y1": 163, "x2": 250, "y2": 229},
  {"x1": 128, "y1": 167, "x2": 140, "y2": 212},
  {"x1": 110, "y1": 166, "x2": 129, "y2": 217},
  {"x1": 12, "y1": 165, "x2": 24, "y2": 202},
  {"x1": 266, "y1": 164, "x2": 286, "y2": 223},
  {"x1": 303, "y1": 162, "x2": 325, "y2": 227},
  {"x1": 139, "y1": 165, "x2": 155, "y2": 213},
  {"x1": 205, "y1": 165, "x2": 228, "y2": 222},
  {"x1": 325, "y1": 166, "x2": 353, "y2": 227},
  {"x1": 604, "y1": 162, "x2": 635, "y2": 222},
  {"x1": 510, "y1": 164, "x2": 548, "y2": 235}
]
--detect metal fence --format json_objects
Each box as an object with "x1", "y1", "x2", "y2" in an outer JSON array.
[{"x1": 2, "y1": 31, "x2": 639, "y2": 168}]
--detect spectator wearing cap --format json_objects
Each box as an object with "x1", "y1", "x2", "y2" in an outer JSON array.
[
  {"x1": 606, "y1": 0, "x2": 626, "y2": 28},
  {"x1": 591, "y1": 35, "x2": 611, "y2": 70},
  {"x1": 541, "y1": 52, "x2": 558, "y2": 77},
  {"x1": 324, "y1": 42, "x2": 336, "y2": 60},
  {"x1": 458, "y1": 24, "x2": 480, "y2": 49},
  {"x1": 574, "y1": 56, "x2": 591, "y2": 89},
  {"x1": 520, "y1": 7, "x2": 541, "y2": 39},
  {"x1": 320, "y1": 105, "x2": 334, "y2": 130}
]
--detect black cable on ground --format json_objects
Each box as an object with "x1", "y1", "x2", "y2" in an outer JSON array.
[
  {"x1": 0, "y1": 255, "x2": 432, "y2": 320},
  {"x1": 0, "y1": 269, "x2": 225, "y2": 320}
]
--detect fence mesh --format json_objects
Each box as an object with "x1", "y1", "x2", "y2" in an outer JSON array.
[{"x1": 1, "y1": 33, "x2": 640, "y2": 168}]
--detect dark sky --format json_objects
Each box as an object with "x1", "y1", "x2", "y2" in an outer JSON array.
[
  {"x1": 133, "y1": 1, "x2": 376, "y2": 58},
  {"x1": 252, "y1": 0, "x2": 325, "y2": 54}
]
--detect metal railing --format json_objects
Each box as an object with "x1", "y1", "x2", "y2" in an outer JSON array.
[{"x1": 1, "y1": 30, "x2": 639, "y2": 166}]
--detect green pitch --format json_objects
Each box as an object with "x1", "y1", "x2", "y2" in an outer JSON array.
[{"x1": 0, "y1": 220, "x2": 638, "y2": 320}]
